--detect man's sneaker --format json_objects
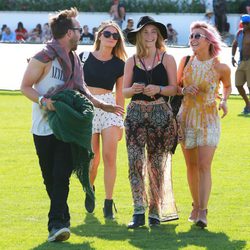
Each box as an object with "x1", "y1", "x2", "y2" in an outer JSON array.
[
  {"x1": 242, "y1": 106, "x2": 250, "y2": 115},
  {"x1": 48, "y1": 227, "x2": 70, "y2": 242},
  {"x1": 85, "y1": 185, "x2": 95, "y2": 213}
]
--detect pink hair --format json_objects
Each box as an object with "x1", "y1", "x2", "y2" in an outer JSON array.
[{"x1": 190, "y1": 21, "x2": 223, "y2": 57}]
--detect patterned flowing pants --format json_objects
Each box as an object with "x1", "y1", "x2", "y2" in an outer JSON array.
[{"x1": 124, "y1": 101, "x2": 177, "y2": 219}]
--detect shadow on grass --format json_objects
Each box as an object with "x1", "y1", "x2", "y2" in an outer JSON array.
[
  {"x1": 71, "y1": 214, "x2": 246, "y2": 250},
  {"x1": 32, "y1": 242, "x2": 94, "y2": 250},
  {"x1": 237, "y1": 114, "x2": 250, "y2": 118},
  {"x1": 177, "y1": 224, "x2": 246, "y2": 250},
  {"x1": 31, "y1": 214, "x2": 246, "y2": 250}
]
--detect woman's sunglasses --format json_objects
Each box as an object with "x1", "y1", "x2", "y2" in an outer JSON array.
[
  {"x1": 189, "y1": 33, "x2": 206, "y2": 40},
  {"x1": 102, "y1": 30, "x2": 120, "y2": 40}
]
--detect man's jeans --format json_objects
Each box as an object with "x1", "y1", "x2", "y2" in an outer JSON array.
[{"x1": 33, "y1": 134, "x2": 73, "y2": 231}]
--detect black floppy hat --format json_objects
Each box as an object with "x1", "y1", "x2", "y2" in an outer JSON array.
[{"x1": 127, "y1": 16, "x2": 168, "y2": 45}]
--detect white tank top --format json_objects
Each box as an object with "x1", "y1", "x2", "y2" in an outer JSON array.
[{"x1": 31, "y1": 58, "x2": 64, "y2": 135}]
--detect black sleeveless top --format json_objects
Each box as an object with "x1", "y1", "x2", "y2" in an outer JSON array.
[
  {"x1": 132, "y1": 52, "x2": 169, "y2": 101},
  {"x1": 83, "y1": 52, "x2": 124, "y2": 91}
]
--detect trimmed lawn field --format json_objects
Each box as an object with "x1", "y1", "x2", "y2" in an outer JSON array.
[{"x1": 0, "y1": 91, "x2": 249, "y2": 250}]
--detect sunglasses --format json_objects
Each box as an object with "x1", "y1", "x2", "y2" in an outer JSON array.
[
  {"x1": 70, "y1": 27, "x2": 83, "y2": 34},
  {"x1": 102, "y1": 30, "x2": 120, "y2": 40},
  {"x1": 242, "y1": 22, "x2": 250, "y2": 25},
  {"x1": 189, "y1": 33, "x2": 206, "y2": 40}
]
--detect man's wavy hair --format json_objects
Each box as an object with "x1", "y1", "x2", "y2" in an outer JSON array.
[
  {"x1": 50, "y1": 7, "x2": 78, "y2": 39},
  {"x1": 190, "y1": 21, "x2": 224, "y2": 58}
]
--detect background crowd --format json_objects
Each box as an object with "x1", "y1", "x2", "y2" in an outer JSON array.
[{"x1": 1, "y1": 0, "x2": 250, "y2": 46}]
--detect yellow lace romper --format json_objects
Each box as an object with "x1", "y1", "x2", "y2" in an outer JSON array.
[{"x1": 178, "y1": 56, "x2": 221, "y2": 149}]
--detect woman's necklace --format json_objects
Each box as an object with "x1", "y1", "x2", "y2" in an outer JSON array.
[
  {"x1": 141, "y1": 50, "x2": 157, "y2": 70},
  {"x1": 139, "y1": 50, "x2": 158, "y2": 86}
]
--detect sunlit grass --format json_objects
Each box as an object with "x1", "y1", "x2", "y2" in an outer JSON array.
[{"x1": 0, "y1": 91, "x2": 249, "y2": 250}]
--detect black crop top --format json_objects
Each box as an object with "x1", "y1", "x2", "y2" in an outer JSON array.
[
  {"x1": 83, "y1": 52, "x2": 125, "y2": 91},
  {"x1": 132, "y1": 53, "x2": 169, "y2": 101}
]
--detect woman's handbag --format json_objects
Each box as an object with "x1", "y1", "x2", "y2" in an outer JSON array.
[
  {"x1": 169, "y1": 55, "x2": 190, "y2": 117},
  {"x1": 169, "y1": 55, "x2": 190, "y2": 154}
]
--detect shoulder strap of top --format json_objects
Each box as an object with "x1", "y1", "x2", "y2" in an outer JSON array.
[
  {"x1": 133, "y1": 55, "x2": 136, "y2": 66},
  {"x1": 161, "y1": 51, "x2": 166, "y2": 63}
]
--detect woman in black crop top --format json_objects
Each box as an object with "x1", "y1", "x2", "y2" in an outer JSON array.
[
  {"x1": 79, "y1": 21, "x2": 127, "y2": 219},
  {"x1": 123, "y1": 16, "x2": 179, "y2": 228}
]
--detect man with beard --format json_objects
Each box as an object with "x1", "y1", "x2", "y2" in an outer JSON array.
[
  {"x1": 20, "y1": 7, "x2": 124, "y2": 242},
  {"x1": 232, "y1": 14, "x2": 250, "y2": 115}
]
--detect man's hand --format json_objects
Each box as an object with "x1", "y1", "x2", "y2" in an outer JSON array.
[
  {"x1": 101, "y1": 103, "x2": 124, "y2": 116},
  {"x1": 41, "y1": 98, "x2": 55, "y2": 111}
]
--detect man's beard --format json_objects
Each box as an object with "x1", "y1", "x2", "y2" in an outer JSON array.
[
  {"x1": 70, "y1": 40, "x2": 78, "y2": 51},
  {"x1": 71, "y1": 45, "x2": 77, "y2": 51}
]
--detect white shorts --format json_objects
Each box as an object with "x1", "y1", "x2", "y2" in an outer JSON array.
[{"x1": 92, "y1": 93, "x2": 124, "y2": 134}]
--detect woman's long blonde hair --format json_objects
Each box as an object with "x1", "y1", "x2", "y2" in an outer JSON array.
[
  {"x1": 135, "y1": 25, "x2": 166, "y2": 58},
  {"x1": 93, "y1": 21, "x2": 127, "y2": 61}
]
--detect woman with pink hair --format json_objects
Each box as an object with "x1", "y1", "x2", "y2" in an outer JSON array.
[{"x1": 177, "y1": 21, "x2": 232, "y2": 228}]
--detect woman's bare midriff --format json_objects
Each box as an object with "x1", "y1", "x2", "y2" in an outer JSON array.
[{"x1": 87, "y1": 86, "x2": 112, "y2": 95}]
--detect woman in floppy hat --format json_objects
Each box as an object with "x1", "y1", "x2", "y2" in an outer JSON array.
[{"x1": 123, "y1": 16, "x2": 178, "y2": 228}]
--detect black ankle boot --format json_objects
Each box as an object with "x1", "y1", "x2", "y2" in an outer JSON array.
[
  {"x1": 127, "y1": 214, "x2": 145, "y2": 229},
  {"x1": 103, "y1": 199, "x2": 116, "y2": 219},
  {"x1": 148, "y1": 217, "x2": 160, "y2": 227},
  {"x1": 85, "y1": 185, "x2": 95, "y2": 213}
]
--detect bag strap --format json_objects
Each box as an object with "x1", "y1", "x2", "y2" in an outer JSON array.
[
  {"x1": 168, "y1": 55, "x2": 190, "y2": 105},
  {"x1": 179, "y1": 55, "x2": 190, "y2": 88},
  {"x1": 184, "y1": 55, "x2": 190, "y2": 68},
  {"x1": 79, "y1": 51, "x2": 90, "y2": 64}
]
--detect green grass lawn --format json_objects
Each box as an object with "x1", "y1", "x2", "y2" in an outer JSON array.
[{"x1": 0, "y1": 91, "x2": 249, "y2": 250}]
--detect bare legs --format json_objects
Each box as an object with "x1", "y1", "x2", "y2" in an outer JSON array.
[
  {"x1": 181, "y1": 146, "x2": 199, "y2": 208},
  {"x1": 102, "y1": 127, "x2": 120, "y2": 199},
  {"x1": 89, "y1": 126, "x2": 121, "y2": 199},
  {"x1": 181, "y1": 145, "x2": 216, "y2": 226},
  {"x1": 198, "y1": 146, "x2": 215, "y2": 210},
  {"x1": 90, "y1": 134, "x2": 100, "y2": 186}
]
